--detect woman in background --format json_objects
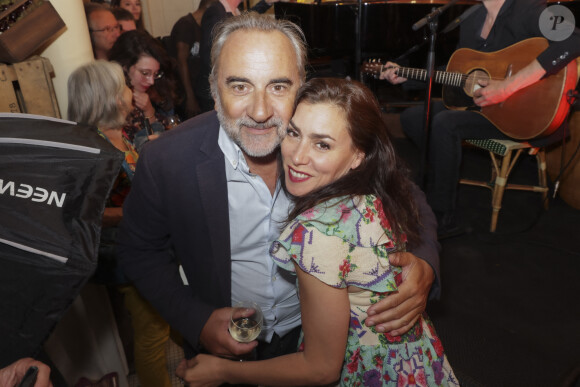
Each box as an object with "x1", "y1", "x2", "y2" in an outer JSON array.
[
  {"x1": 169, "y1": 0, "x2": 216, "y2": 119},
  {"x1": 178, "y1": 78, "x2": 458, "y2": 386},
  {"x1": 111, "y1": 6, "x2": 137, "y2": 33},
  {"x1": 109, "y1": 29, "x2": 180, "y2": 151},
  {"x1": 68, "y1": 60, "x2": 135, "y2": 209},
  {"x1": 111, "y1": 0, "x2": 144, "y2": 30},
  {"x1": 68, "y1": 60, "x2": 173, "y2": 387}
]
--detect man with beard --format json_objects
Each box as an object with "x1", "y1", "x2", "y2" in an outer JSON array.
[{"x1": 117, "y1": 13, "x2": 440, "y2": 362}]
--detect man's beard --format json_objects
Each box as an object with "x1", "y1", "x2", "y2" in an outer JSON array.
[{"x1": 215, "y1": 96, "x2": 286, "y2": 158}]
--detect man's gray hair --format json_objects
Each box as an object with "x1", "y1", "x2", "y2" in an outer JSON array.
[{"x1": 209, "y1": 12, "x2": 307, "y2": 99}]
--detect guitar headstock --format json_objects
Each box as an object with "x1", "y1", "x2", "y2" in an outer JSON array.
[{"x1": 362, "y1": 59, "x2": 384, "y2": 78}]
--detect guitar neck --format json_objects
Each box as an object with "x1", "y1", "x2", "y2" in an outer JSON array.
[{"x1": 394, "y1": 66, "x2": 465, "y2": 88}]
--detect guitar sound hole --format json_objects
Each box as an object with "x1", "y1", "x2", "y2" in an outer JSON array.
[{"x1": 464, "y1": 70, "x2": 489, "y2": 97}]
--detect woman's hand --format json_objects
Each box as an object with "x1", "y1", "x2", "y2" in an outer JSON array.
[
  {"x1": 133, "y1": 90, "x2": 155, "y2": 119},
  {"x1": 175, "y1": 355, "x2": 226, "y2": 387}
]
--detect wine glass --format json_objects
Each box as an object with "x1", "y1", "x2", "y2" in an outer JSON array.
[
  {"x1": 228, "y1": 301, "x2": 263, "y2": 343},
  {"x1": 162, "y1": 114, "x2": 181, "y2": 129}
]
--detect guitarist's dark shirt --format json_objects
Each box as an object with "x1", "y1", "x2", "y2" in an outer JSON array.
[{"x1": 459, "y1": 0, "x2": 580, "y2": 75}]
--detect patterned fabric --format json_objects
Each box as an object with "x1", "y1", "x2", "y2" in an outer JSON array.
[
  {"x1": 270, "y1": 195, "x2": 459, "y2": 386},
  {"x1": 123, "y1": 107, "x2": 148, "y2": 143},
  {"x1": 97, "y1": 129, "x2": 139, "y2": 207},
  {"x1": 123, "y1": 106, "x2": 173, "y2": 144}
]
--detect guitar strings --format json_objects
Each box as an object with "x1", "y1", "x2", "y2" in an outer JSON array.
[{"x1": 366, "y1": 62, "x2": 505, "y2": 82}]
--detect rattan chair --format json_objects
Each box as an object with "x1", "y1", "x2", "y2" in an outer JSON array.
[{"x1": 459, "y1": 139, "x2": 549, "y2": 232}]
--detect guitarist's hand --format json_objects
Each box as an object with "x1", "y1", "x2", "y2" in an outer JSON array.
[
  {"x1": 473, "y1": 78, "x2": 512, "y2": 107},
  {"x1": 474, "y1": 59, "x2": 546, "y2": 107},
  {"x1": 380, "y1": 62, "x2": 407, "y2": 85}
]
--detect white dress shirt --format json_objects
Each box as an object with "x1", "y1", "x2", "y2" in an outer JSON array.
[{"x1": 218, "y1": 127, "x2": 301, "y2": 342}]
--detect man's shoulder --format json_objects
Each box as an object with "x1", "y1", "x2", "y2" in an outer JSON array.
[
  {"x1": 182, "y1": 110, "x2": 219, "y2": 129},
  {"x1": 144, "y1": 111, "x2": 220, "y2": 156},
  {"x1": 202, "y1": 2, "x2": 226, "y2": 23},
  {"x1": 171, "y1": 14, "x2": 187, "y2": 30},
  {"x1": 509, "y1": 0, "x2": 545, "y2": 13},
  {"x1": 168, "y1": 111, "x2": 218, "y2": 139},
  {"x1": 171, "y1": 13, "x2": 195, "y2": 36}
]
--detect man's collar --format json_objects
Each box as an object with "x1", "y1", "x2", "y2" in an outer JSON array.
[{"x1": 218, "y1": 126, "x2": 248, "y2": 172}]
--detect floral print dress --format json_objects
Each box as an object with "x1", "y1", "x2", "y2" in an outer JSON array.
[
  {"x1": 96, "y1": 129, "x2": 138, "y2": 207},
  {"x1": 270, "y1": 195, "x2": 459, "y2": 387}
]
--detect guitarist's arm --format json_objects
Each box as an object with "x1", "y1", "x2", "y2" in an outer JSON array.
[
  {"x1": 474, "y1": 26, "x2": 580, "y2": 108},
  {"x1": 473, "y1": 59, "x2": 546, "y2": 107}
]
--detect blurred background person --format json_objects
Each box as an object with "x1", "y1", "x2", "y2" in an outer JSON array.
[
  {"x1": 67, "y1": 61, "x2": 135, "y2": 272},
  {"x1": 85, "y1": 3, "x2": 121, "y2": 60},
  {"x1": 111, "y1": 6, "x2": 137, "y2": 33},
  {"x1": 66, "y1": 60, "x2": 135, "y2": 387},
  {"x1": 109, "y1": 29, "x2": 180, "y2": 151},
  {"x1": 111, "y1": 0, "x2": 144, "y2": 30},
  {"x1": 169, "y1": 0, "x2": 216, "y2": 119},
  {"x1": 68, "y1": 60, "x2": 173, "y2": 387}
]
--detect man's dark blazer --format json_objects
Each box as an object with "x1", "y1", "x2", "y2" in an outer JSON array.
[
  {"x1": 118, "y1": 111, "x2": 232, "y2": 354},
  {"x1": 117, "y1": 111, "x2": 441, "y2": 357}
]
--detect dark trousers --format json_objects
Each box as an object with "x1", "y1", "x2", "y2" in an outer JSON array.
[
  {"x1": 401, "y1": 102, "x2": 509, "y2": 213},
  {"x1": 256, "y1": 325, "x2": 301, "y2": 360}
]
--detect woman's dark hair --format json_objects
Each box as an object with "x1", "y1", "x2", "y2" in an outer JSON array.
[
  {"x1": 283, "y1": 77, "x2": 420, "y2": 244},
  {"x1": 111, "y1": 6, "x2": 134, "y2": 23},
  {"x1": 108, "y1": 29, "x2": 179, "y2": 109}
]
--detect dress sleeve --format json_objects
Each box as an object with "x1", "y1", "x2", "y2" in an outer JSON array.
[
  {"x1": 270, "y1": 220, "x2": 356, "y2": 288},
  {"x1": 270, "y1": 197, "x2": 401, "y2": 293}
]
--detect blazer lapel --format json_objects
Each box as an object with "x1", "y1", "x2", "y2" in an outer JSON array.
[{"x1": 196, "y1": 116, "x2": 231, "y2": 304}]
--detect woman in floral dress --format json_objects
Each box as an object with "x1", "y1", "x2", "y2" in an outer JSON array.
[{"x1": 178, "y1": 78, "x2": 459, "y2": 386}]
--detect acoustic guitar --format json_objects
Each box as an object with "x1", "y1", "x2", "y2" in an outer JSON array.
[{"x1": 363, "y1": 37, "x2": 578, "y2": 139}]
